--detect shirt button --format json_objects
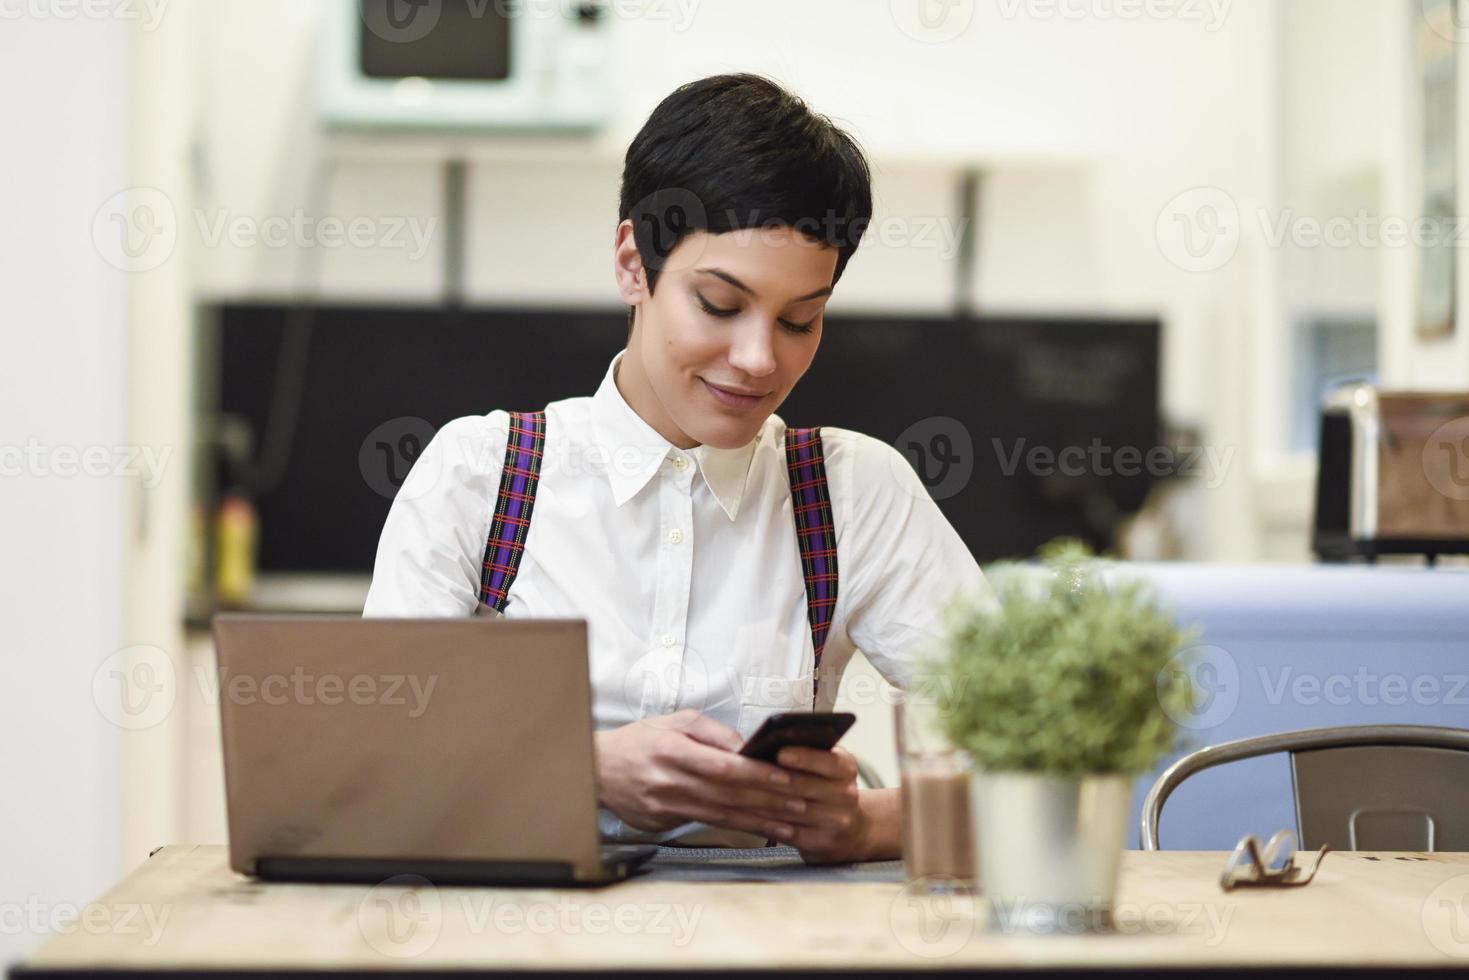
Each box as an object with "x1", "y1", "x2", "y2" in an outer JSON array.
[
  {"x1": 661, "y1": 633, "x2": 676, "y2": 648},
  {"x1": 671, "y1": 454, "x2": 688, "y2": 471},
  {"x1": 667, "y1": 528, "x2": 684, "y2": 545}
]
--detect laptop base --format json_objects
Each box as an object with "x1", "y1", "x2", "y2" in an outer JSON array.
[{"x1": 254, "y1": 845, "x2": 658, "y2": 887}]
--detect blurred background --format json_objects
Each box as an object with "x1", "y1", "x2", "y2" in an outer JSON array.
[{"x1": 5, "y1": 0, "x2": 1469, "y2": 961}]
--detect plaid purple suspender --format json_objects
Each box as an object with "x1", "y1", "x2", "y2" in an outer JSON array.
[
  {"x1": 479, "y1": 411, "x2": 547, "y2": 613},
  {"x1": 784, "y1": 426, "x2": 838, "y2": 708}
]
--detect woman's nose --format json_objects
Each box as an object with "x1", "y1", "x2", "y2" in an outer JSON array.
[{"x1": 727, "y1": 325, "x2": 778, "y2": 378}]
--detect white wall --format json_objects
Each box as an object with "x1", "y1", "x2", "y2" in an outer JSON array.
[{"x1": 0, "y1": 13, "x2": 128, "y2": 964}]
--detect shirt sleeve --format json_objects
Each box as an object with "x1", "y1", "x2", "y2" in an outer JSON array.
[
  {"x1": 362, "y1": 412, "x2": 509, "y2": 618},
  {"x1": 827, "y1": 427, "x2": 992, "y2": 689}
]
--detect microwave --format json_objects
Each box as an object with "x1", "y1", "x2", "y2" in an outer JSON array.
[
  {"x1": 320, "y1": 0, "x2": 612, "y2": 131},
  {"x1": 1312, "y1": 382, "x2": 1469, "y2": 562}
]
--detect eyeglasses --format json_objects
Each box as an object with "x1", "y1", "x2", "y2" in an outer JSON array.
[{"x1": 1219, "y1": 829, "x2": 1331, "y2": 891}]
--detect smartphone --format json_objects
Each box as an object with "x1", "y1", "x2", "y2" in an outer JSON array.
[{"x1": 737, "y1": 711, "x2": 856, "y2": 764}]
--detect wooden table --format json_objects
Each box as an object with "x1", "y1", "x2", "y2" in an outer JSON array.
[{"x1": 13, "y1": 845, "x2": 1469, "y2": 976}]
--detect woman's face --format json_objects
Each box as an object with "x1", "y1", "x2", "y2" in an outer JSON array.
[{"x1": 613, "y1": 222, "x2": 839, "y2": 450}]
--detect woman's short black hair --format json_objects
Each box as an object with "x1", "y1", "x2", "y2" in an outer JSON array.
[{"x1": 618, "y1": 73, "x2": 873, "y2": 297}]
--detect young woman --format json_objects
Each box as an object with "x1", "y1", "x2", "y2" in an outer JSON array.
[{"x1": 364, "y1": 74, "x2": 985, "y2": 864}]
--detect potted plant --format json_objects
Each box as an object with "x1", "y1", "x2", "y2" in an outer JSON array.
[{"x1": 930, "y1": 540, "x2": 1197, "y2": 934}]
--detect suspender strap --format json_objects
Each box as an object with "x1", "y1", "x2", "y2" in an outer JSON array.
[
  {"x1": 479, "y1": 411, "x2": 547, "y2": 613},
  {"x1": 784, "y1": 426, "x2": 839, "y2": 708},
  {"x1": 478, "y1": 414, "x2": 840, "y2": 708}
]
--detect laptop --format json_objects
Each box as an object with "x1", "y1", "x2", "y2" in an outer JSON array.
[{"x1": 213, "y1": 614, "x2": 657, "y2": 886}]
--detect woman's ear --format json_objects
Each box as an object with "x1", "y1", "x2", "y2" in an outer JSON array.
[{"x1": 613, "y1": 220, "x2": 647, "y2": 306}]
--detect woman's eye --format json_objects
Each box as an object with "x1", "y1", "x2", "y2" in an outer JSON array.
[
  {"x1": 780, "y1": 317, "x2": 817, "y2": 335},
  {"x1": 695, "y1": 293, "x2": 739, "y2": 318}
]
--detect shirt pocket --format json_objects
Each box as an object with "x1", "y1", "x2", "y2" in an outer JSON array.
[{"x1": 735, "y1": 670, "x2": 815, "y2": 740}]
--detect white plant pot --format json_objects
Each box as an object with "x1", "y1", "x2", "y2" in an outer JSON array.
[{"x1": 969, "y1": 770, "x2": 1132, "y2": 934}]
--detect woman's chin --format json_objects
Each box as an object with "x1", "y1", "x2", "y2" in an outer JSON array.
[{"x1": 685, "y1": 415, "x2": 766, "y2": 450}]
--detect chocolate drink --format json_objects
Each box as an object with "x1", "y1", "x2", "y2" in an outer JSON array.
[{"x1": 900, "y1": 769, "x2": 978, "y2": 885}]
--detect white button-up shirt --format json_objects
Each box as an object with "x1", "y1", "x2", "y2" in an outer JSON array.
[{"x1": 364, "y1": 349, "x2": 986, "y2": 844}]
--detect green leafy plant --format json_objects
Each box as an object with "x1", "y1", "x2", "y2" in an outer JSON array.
[{"x1": 929, "y1": 539, "x2": 1198, "y2": 775}]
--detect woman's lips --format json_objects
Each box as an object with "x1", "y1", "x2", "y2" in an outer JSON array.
[{"x1": 701, "y1": 378, "x2": 768, "y2": 410}]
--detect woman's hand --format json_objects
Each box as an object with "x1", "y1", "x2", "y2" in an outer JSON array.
[
  {"x1": 593, "y1": 709, "x2": 812, "y2": 842},
  {"x1": 743, "y1": 747, "x2": 901, "y2": 864}
]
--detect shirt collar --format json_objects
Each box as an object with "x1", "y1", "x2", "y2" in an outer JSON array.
[{"x1": 589, "y1": 349, "x2": 759, "y2": 522}]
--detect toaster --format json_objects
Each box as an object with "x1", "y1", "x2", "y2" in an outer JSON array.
[{"x1": 1312, "y1": 383, "x2": 1469, "y2": 561}]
